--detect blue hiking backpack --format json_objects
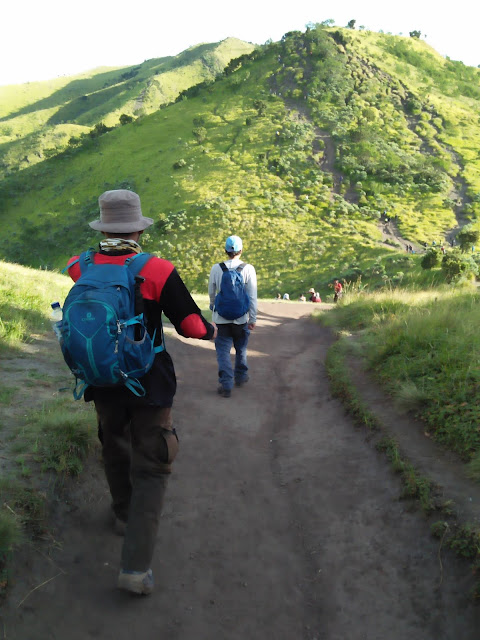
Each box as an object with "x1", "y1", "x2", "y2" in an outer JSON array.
[
  {"x1": 60, "y1": 249, "x2": 164, "y2": 400},
  {"x1": 214, "y1": 262, "x2": 250, "y2": 320}
]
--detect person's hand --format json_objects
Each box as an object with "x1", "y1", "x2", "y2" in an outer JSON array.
[
  {"x1": 211, "y1": 322, "x2": 218, "y2": 340},
  {"x1": 248, "y1": 323, "x2": 256, "y2": 330}
]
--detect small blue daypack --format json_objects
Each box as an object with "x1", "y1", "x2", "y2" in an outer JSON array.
[
  {"x1": 60, "y1": 249, "x2": 164, "y2": 400},
  {"x1": 214, "y1": 262, "x2": 250, "y2": 320}
]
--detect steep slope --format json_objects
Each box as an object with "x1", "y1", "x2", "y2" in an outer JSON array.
[{"x1": 0, "y1": 38, "x2": 254, "y2": 178}]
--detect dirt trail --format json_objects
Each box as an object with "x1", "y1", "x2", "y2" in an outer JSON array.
[{"x1": 2, "y1": 302, "x2": 480, "y2": 639}]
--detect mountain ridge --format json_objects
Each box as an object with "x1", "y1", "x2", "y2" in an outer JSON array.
[
  {"x1": 1, "y1": 26, "x2": 479, "y2": 296},
  {"x1": 0, "y1": 37, "x2": 254, "y2": 177}
]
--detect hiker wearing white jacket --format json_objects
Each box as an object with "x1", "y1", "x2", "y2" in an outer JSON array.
[{"x1": 208, "y1": 235, "x2": 257, "y2": 398}]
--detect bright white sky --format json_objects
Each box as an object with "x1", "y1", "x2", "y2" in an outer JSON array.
[{"x1": 2, "y1": 0, "x2": 479, "y2": 86}]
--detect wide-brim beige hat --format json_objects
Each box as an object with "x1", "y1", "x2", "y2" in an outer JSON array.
[{"x1": 89, "y1": 189, "x2": 154, "y2": 232}]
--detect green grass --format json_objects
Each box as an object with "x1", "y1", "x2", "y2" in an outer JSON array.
[
  {"x1": 325, "y1": 336, "x2": 437, "y2": 513},
  {"x1": 0, "y1": 480, "x2": 47, "y2": 596},
  {"x1": 467, "y1": 451, "x2": 480, "y2": 483},
  {"x1": 320, "y1": 284, "x2": 480, "y2": 462},
  {"x1": 325, "y1": 338, "x2": 382, "y2": 430},
  {"x1": 375, "y1": 437, "x2": 435, "y2": 513},
  {"x1": 15, "y1": 399, "x2": 96, "y2": 477},
  {"x1": 0, "y1": 39, "x2": 254, "y2": 179},
  {"x1": 0, "y1": 508, "x2": 21, "y2": 593},
  {"x1": 0, "y1": 260, "x2": 72, "y2": 353},
  {"x1": 2, "y1": 28, "x2": 480, "y2": 297},
  {"x1": 324, "y1": 316, "x2": 480, "y2": 598},
  {"x1": 0, "y1": 387, "x2": 15, "y2": 405}
]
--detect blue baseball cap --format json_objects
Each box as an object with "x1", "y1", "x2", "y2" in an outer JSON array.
[{"x1": 225, "y1": 235, "x2": 243, "y2": 252}]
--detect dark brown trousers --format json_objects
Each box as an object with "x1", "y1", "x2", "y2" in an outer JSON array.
[{"x1": 93, "y1": 389, "x2": 178, "y2": 571}]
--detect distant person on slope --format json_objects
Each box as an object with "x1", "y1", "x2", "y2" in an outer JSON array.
[
  {"x1": 208, "y1": 235, "x2": 257, "y2": 398},
  {"x1": 308, "y1": 287, "x2": 321, "y2": 303},
  {"x1": 333, "y1": 279, "x2": 343, "y2": 303},
  {"x1": 65, "y1": 189, "x2": 217, "y2": 595}
]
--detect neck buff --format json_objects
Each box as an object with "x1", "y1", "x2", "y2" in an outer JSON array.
[{"x1": 99, "y1": 238, "x2": 143, "y2": 254}]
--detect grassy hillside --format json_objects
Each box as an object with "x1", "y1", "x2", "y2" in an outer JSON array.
[
  {"x1": 1, "y1": 26, "x2": 480, "y2": 297},
  {"x1": 0, "y1": 261, "x2": 71, "y2": 353},
  {"x1": 0, "y1": 38, "x2": 254, "y2": 179},
  {"x1": 319, "y1": 283, "x2": 480, "y2": 474}
]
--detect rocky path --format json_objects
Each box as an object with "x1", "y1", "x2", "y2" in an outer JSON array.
[{"x1": 1, "y1": 302, "x2": 480, "y2": 639}]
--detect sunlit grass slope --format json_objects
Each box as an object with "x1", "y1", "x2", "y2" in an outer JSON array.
[
  {"x1": 0, "y1": 38, "x2": 254, "y2": 178},
  {"x1": 0, "y1": 46, "x2": 398, "y2": 296},
  {"x1": 0, "y1": 261, "x2": 71, "y2": 353},
  {"x1": 1, "y1": 27, "x2": 480, "y2": 297},
  {"x1": 320, "y1": 285, "x2": 480, "y2": 475}
]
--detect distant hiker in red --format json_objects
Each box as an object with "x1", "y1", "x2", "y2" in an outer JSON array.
[
  {"x1": 308, "y1": 287, "x2": 321, "y2": 303},
  {"x1": 66, "y1": 189, "x2": 217, "y2": 595},
  {"x1": 333, "y1": 280, "x2": 343, "y2": 303}
]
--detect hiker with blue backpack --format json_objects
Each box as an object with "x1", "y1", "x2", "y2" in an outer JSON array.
[
  {"x1": 208, "y1": 235, "x2": 257, "y2": 398},
  {"x1": 63, "y1": 189, "x2": 217, "y2": 595}
]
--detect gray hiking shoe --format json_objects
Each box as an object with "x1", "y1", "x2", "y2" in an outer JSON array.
[
  {"x1": 235, "y1": 376, "x2": 249, "y2": 387},
  {"x1": 118, "y1": 569, "x2": 154, "y2": 595}
]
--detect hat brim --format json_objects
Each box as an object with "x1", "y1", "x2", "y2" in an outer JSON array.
[{"x1": 89, "y1": 217, "x2": 154, "y2": 232}]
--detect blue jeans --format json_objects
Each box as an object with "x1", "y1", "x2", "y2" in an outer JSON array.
[{"x1": 215, "y1": 323, "x2": 250, "y2": 390}]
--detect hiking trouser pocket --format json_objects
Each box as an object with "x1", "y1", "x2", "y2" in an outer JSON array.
[
  {"x1": 134, "y1": 427, "x2": 178, "y2": 475},
  {"x1": 161, "y1": 428, "x2": 179, "y2": 468}
]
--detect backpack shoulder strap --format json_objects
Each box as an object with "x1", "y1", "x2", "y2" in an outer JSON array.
[
  {"x1": 125, "y1": 252, "x2": 152, "y2": 278},
  {"x1": 128, "y1": 252, "x2": 164, "y2": 355},
  {"x1": 236, "y1": 262, "x2": 246, "y2": 272},
  {"x1": 219, "y1": 262, "x2": 228, "y2": 272},
  {"x1": 62, "y1": 248, "x2": 95, "y2": 274}
]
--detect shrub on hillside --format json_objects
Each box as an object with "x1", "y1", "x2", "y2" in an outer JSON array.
[
  {"x1": 192, "y1": 127, "x2": 207, "y2": 144},
  {"x1": 89, "y1": 123, "x2": 112, "y2": 138},
  {"x1": 441, "y1": 250, "x2": 478, "y2": 282},
  {"x1": 456, "y1": 225, "x2": 480, "y2": 252},
  {"x1": 421, "y1": 248, "x2": 440, "y2": 269},
  {"x1": 173, "y1": 159, "x2": 187, "y2": 169},
  {"x1": 253, "y1": 99, "x2": 267, "y2": 117},
  {"x1": 119, "y1": 114, "x2": 134, "y2": 125}
]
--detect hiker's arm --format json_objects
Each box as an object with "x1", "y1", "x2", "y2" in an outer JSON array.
[
  {"x1": 245, "y1": 266, "x2": 258, "y2": 325},
  {"x1": 66, "y1": 256, "x2": 81, "y2": 281},
  {"x1": 208, "y1": 266, "x2": 217, "y2": 310},
  {"x1": 160, "y1": 268, "x2": 215, "y2": 340}
]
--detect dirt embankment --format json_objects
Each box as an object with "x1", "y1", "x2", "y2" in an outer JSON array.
[{"x1": 1, "y1": 302, "x2": 480, "y2": 639}]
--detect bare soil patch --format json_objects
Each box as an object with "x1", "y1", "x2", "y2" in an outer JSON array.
[{"x1": 1, "y1": 301, "x2": 480, "y2": 639}]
